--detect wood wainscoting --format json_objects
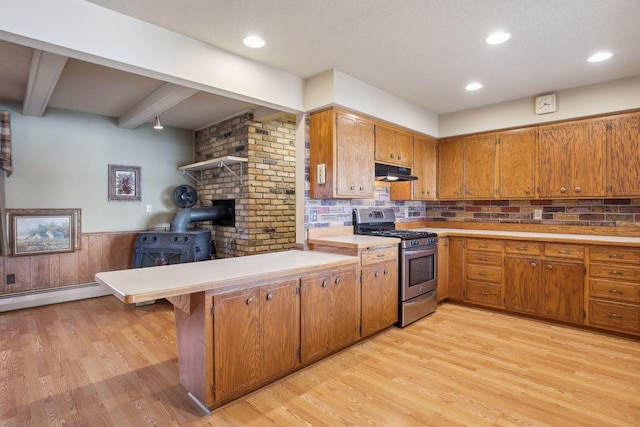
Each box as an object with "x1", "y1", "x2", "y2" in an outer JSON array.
[{"x1": 0, "y1": 231, "x2": 138, "y2": 295}]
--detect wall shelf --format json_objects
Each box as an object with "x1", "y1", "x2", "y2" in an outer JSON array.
[{"x1": 178, "y1": 156, "x2": 248, "y2": 185}]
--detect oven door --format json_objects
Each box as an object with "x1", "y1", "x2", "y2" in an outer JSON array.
[{"x1": 401, "y1": 246, "x2": 437, "y2": 301}]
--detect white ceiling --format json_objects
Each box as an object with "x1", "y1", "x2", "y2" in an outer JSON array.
[{"x1": 1, "y1": 0, "x2": 640, "y2": 130}]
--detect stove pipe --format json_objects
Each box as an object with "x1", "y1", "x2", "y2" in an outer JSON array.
[{"x1": 169, "y1": 206, "x2": 233, "y2": 233}]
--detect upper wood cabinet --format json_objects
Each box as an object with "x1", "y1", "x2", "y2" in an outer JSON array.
[
  {"x1": 375, "y1": 124, "x2": 413, "y2": 167},
  {"x1": 438, "y1": 137, "x2": 465, "y2": 199},
  {"x1": 608, "y1": 111, "x2": 640, "y2": 197},
  {"x1": 498, "y1": 128, "x2": 537, "y2": 199},
  {"x1": 464, "y1": 134, "x2": 497, "y2": 199},
  {"x1": 392, "y1": 134, "x2": 437, "y2": 201},
  {"x1": 539, "y1": 117, "x2": 607, "y2": 198},
  {"x1": 309, "y1": 108, "x2": 375, "y2": 199}
]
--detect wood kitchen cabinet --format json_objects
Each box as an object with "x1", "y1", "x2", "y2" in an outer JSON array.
[
  {"x1": 539, "y1": 117, "x2": 607, "y2": 198},
  {"x1": 498, "y1": 128, "x2": 537, "y2": 199},
  {"x1": 300, "y1": 267, "x2": 359, "y2": 363},
  {"x1": 375, "y1": 124, "x2": 413, "y2": 167},
  {"x1": 438, "y1": 137, "x2": 465, "y2": 199},
  {"x1": 504, "y1": 241, "x2": 584, "y2": 324},
  {"x1": 463, "y1": 238, "x2": 503, "y2": 307},
  {"x1": 213, "y1": 280, "x2": 299, "y2": 402},
  {"x1": 390, "y1": 134, "x2": 437, "y2": 201},
  {"x1": 464, "y1": 134, "x2": 497, "y2": 199},
  {"x1": 608, "y1": 111, "x2": 640, "y2": 197},
  {"x1": 447, "y1": 237, "x2": 465, "y2": 301},
  {"x1": 361, "y1": 246, "x2": 399, "y2": 337},
  {"x1": 310, "y1": 108, "x2": 375, "y2": 199},
  {"x1": 436, "y1": 237, "x2": 449, "y2": 302}
]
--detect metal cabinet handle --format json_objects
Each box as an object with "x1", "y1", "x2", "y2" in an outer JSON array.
[
  {"x1": 560, "y1": 186, "x2": 567, "y2": 193},
  {"x1": 557, "y1": 249, "x2": 570, "y2": 254},
  {"x1": 575, "y1": 186, "x2": 582, "y2": 193},
  {"x1": 608, "y1": 270, "x2": 624, "y2": 275},
  {"x1": 376, "y1": 253, "x2": 386, "y2": 258},
  {"x1": 478, "y1": 257, "x2": 488, "y2": 262},
  {"x1": 478, "y1": 272, "x2": 488, "y2": 277},
  {"x1": 478, "y1": 291, "x2": 488, "y2": 296},
  {"x1": 608, "y1": 289, "x2": 624, "y2": 294},
  {"x1": 530, "y1": 262, "x2": 537, "y2": 268},
  {"x1": 321, "y1": 280, "x2": 328, "y2": 288},
  {"x1": 359, "y1": 186, "x2": 365, "y2": 191},
  {"x1": 397, "y1": 155, "x2": 402, "y2": 160},
  {"x1": 547, "y1": 264, "x2": 553, "y2": 270},
  {"x1": 375, "y1": 272, "x2": 380, "y2": 278},
  {"x1": 247, "y1": 297, "x2": 254, "y2": 305},
  {"x1": 335, "y1": 277, "x2": 341, "y2": 285},
  {"x1": 468, "y1": 189, "x2": 475, "y2": 195},
  {"x1": 608, "y1": 253, "x2": 623, "y2": 259},
  {"x1": 384, "y1": 268, "x2": 389, "y2": 275},
  {"x1": 525, "y1": 188, "x2": 531, "y2": 194},
  {"x1": 267, "y1": 293, "x2": 274, "y2": 301},
  {"x1": 350, "y1": 186, "x2": 355, "y2": 190},
  {"x1": 516, "y1": 246, "x2": 529, "y2": 251},
  {"x1": 608, "y1": 313, "x2": 623, "y2": 319},
  {"x1": 390, "y1": 154, "x2": 395, "y2": 159}
]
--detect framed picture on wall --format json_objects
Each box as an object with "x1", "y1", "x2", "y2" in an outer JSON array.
[
  {"x1": 108, "y1": 164, "x2": 141, "y2": 201},
  {"x1": 7, "y1": 208, "x2": 81, "y2": 256}
]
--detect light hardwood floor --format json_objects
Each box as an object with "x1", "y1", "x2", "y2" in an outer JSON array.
[{"x1": 1, "y1": 296, "x2": 638, "y2": 426}]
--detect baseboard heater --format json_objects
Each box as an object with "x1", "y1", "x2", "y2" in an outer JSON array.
[{"x1": 0, "y1": 283, "x2": 110, "y2": 312}]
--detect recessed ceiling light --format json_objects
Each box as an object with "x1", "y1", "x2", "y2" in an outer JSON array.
[
  {"x1": 243, "y1": 35, "x2": 266, "y2": 48},
  {"x1": 465, "y1": 82, "x2": 483, "y2": 91},
  {"x1": 587, "y1": 52, "x2": 612, "y2": 62},
  {"x1": 486, "y1": 31, "x2": 511, "y2": 45}
]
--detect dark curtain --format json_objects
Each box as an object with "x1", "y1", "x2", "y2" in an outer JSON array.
[{"x1": 0, "y1": 110, "x2": 12, "y2": 256}]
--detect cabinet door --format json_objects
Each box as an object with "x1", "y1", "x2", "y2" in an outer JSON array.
[
  {"x1": 331, "y1": 269, "x2": 359, "y2": 350},
  {"x1": 609, "y1": 112, "x2": 640, "y2": 196},
  {"x1": 374, "y1": 124, "x2": 395, "y2": 164},
  {"x1": 504, "y1": 257, "x2": 541, "y2": 314},
  {"x1": 213, "y1": 289, "x2": 261, "y2": 401},
  {"x1": 447, "y1": 238, "x2": 464, "y2": 300},
  {"x1": 361, "y1": 260, "x2": 398, "y2": 337},
  {"x1": 395, "y1": 131, "x2": 413, "y2": 167},
  {"x1": 437, "y1": 237, "x2": 449, "y2": 302},
  {"x1": 413, "y1": 135, "x2": 437, "y2": 200},
  {"x1": 438, "y1": 138, "x2": 465, "y2": 199},
  {"x1": 498, "y1": 128, "x2": 537, "y2": 198},
  {"x1": 336, "y1": 113, "x2": 375, "y2": 198},
  {"x1": 571, "y1": 119, "x2": 606, "y2": 197},
  {"x1": 465, "y1": 134, "x2": 497, "y2": 198},
  {"x1": 541, "y1": 261, "x2": 584, "y2": 323},
  {"x1": 300, "y1": 274, "x2": 333, "y2": 363},
  {"x1": 260, "y1": 280, "x2": 299, "y2": 380},
  {"x1": 539, "y1": 125, "x2": 572, "y2": 198}
]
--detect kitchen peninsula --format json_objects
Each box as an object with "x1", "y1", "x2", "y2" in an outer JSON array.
[{"x1": 96, "y1": 250, "x2": 362, "y2": 412}]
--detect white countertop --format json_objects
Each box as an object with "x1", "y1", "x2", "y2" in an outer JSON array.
[
  {"x1": 307, "y1": 234, "x2": 400, "y2": 248},
  {"x1": 96, "y1": 250, "x2": 358, "y2": 304}
]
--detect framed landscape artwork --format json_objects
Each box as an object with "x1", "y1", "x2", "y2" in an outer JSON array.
[
  {"x1": 108, "y1": 164, "x2": 141, "y2": 201},
  {"x1": 7, "y1": 208, "x2": 81, "y2": 256}
]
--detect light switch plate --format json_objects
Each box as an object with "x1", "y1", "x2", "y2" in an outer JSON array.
[{"x1": 533, "y1": 209, "x2": 542, "y2": 220}]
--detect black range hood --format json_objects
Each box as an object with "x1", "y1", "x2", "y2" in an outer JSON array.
[{"x1": 375, "y1": 163, "x2": 418, "y2": 182}]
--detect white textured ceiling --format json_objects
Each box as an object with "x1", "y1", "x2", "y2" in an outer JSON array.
[{"x1": 1, "y1": 0, "x2": 639, "y2": 130}]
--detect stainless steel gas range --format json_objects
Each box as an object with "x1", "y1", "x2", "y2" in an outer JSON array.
[{"x1": 353, "y1": 207, "x2": 438, "y2": 327}]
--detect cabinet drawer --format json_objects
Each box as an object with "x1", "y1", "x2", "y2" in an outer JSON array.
[
  {"x1": 466, "y1": 264, "x2": 502, "y2": 283},
  {"x1": 590, "y1": 264, "x2": 640, "y2": 282},
  {"x1": 589, "y1": 300, "x2": 639, "y2": 332},
  {"x1": 466, "y1": 239, "x2": 502, "y2": 253},
  {"x1": 505, "y1": 241, "x2": 541, "y2": 256},
  {"x1": 544, "y1": 243, "x2": 584, "y2": 260},
  {"x1": 466, "y1": 251, "x2": 502, "y2": 266},
  {"x1": 590, "y1": 246, "x2": 640, "y2": 264},
  {"x1": 361, "y1": 246, "x2": 398, "y2": 265},
  {"x1": 466, "y1": 282, "x2": 502, "y2": 306},
  {"x1": 589, "y1": 279, "x2": 640, "y2": 304}
]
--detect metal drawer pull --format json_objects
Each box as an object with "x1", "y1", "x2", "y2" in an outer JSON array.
[
  {"x1": 350, "y1": 186, "x2": 355, "y2": 190},
  {"x1": 556, "y1": 249, "x2": 570, "y2": 254},
  {"x1": 560, "y1": 186, "x2": 567, "y2": 193},
  {"x1": 267, "y1": 293, "x2": 274, "y2": 301},
  {"x1": 608, "y1": 270, "x2": 624, "y2": 275},
  {"x1": 384, "y1": 268, "x2": 389, "y2": 275},
  {"x1": 608, "y1": 289, "x2": 624, "y2": 294},
  {"x1": 530, "y1": 262, "x2": 537, "y2": 268},
  {"x1": 321, "y1": 280, "x2": 328, "y2": 288},
  {"x1": 574, "y1": 186, "x2": 582, "y2": 193},
  {"x1": 547, "y1": 264, "x2": 553, "y2": 270},
  {"x1": 335, "y1": 277, "x2": 341, "y2": 285},
  {"x1": 478, "y1": 257, "x2": 488, "y2": 262},
  {"x1": 478, "y1": 291, "x2": 488, "y2": 296},
  {"x1": 375, "y1": 272, "x2": 380, "y2": 278},
  {"x1": 247, "y1": 297, "x2": 254, "y2": 305},
  {"x1": 377, "y1": 253, "x2": 386, "y2": 258},
  {"x1": 478, "y1": 272, "x2": 488, "y2": 277},
  {"x1": 608, "y1": 254, "x2": 623, "y2": 258},
  {"x1": 608, "y1": 313, "x2": 623, "y2": 319},
  {"x1": 516, "y1": 246, "x2": 529, "y2": 251}
]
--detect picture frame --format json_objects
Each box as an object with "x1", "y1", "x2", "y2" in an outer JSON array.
[
  {"x1": 108, "y1": 164, "x2": 141, "y2": 201},
  {"x1": 6, "y1": 208, "x2": 81, "y2": 256}
]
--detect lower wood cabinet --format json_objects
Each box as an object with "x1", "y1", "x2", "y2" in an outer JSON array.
[
  {"x1": 361, "y1": 252, "x2": 398, "y2": 337},
  {"x1": 463, "y1": 239, "x2": 503, "y2": 307},
  {"x1": 213, "y1": 280, "x2": 299, "y2": 402},
  {"x1": 300, "y1": 267, "x2": 359, "y2": 363}
]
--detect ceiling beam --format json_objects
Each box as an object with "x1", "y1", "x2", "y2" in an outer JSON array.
[
  {"x1": 23, "y1": 49, "x2": 68, "y2": 117},
  {"x1": 118, "y1": 83, "x2": 198, "y2": 129}
]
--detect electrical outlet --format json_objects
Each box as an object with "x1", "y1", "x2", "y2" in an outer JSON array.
[
  {"x1": 533, "y1": 209, "x2": 542, "y2": 220},
  {"x1": 146, "y1": 204, "x2": 152, "y2": 213},
  {"x1": 310, "y1": 210, "x2": 318, "y2": 222},
  {"x1": 6, "y1": 274, "x2": 15, "y2": 284}
]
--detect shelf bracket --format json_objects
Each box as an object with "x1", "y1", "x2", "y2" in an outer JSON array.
[
  {"x1": 218, "y1": 160, "x2": 244, "y2": 184},
  {"x1": 178, "y1": 169, "x2": 203, "y2": 186}
]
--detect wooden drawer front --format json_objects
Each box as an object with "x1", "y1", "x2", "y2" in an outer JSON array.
[
  {"x1": 505, "y1": 241, "x2": 541, "y2": 256},
  {"x1": 466, "y1": 251, "x2": 502, "y2": 266},
  {"x1": 590, "y1": 264, "x2": 640, "y2": 282},
  {"x1": 466, "y1": 282, "x2": 502, "y2": 306},
  {"x1": 361, "y1": 246, "x2": 398, "y2": 265},
  {"x1": 544, "y1": 243, "x2": 584, "y2": 260},
  {"x1": 467, "y1": 265, "x2": 502, "y2": 283},
  {"x1": 590, "y1": 246, "x2": 640, "y2": 264},
  {"x1": 466, "y1": 239, "x2": 502, "y2": 253},
  {"x1": 589, "y1": 300, "x2": 639, "y2": 332},
  {"x1": 590, "y1": 279, "x2": 640, "y2": 304}
]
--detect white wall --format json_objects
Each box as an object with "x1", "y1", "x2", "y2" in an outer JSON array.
[
  {"x1": 1, "y1": 102, "x2": 194, "y2": 232},
  {"x1": 439, "y1": 76, "x2": 640, "y2": 137}
]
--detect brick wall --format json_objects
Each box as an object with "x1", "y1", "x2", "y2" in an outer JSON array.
[{"x1": 194, "y1": 113, "x2": 296, "y2": 258}]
